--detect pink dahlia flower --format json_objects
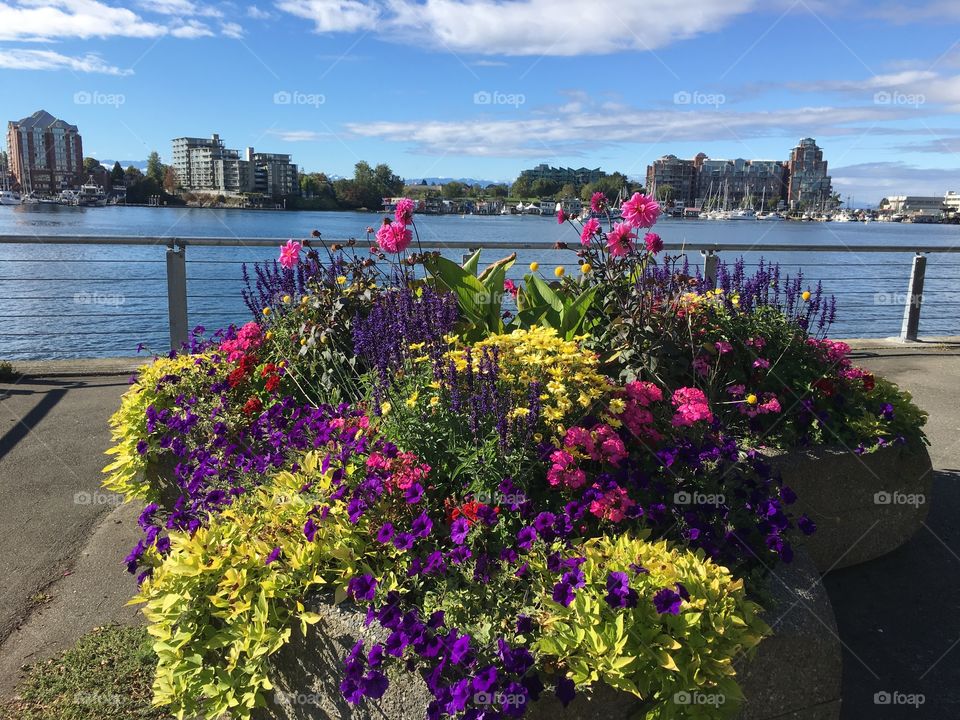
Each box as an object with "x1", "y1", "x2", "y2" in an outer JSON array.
[
  {"x1": 644, "y1": 232, "x2": 663, "y2": 254},
  {"x1": 376, "y1": 221, "x2": 413, "y2": 254},
  {"x1": 621, "y1": 192, "x2": 661, "y2": 229},
  {"x1": 590, "y1": 191, "x2": 607, "y2": 214},
  {"x1": 606, "y1": 222, "x2": 636, "y2": 257},
  {"x1": 580, "y1": 217, "x2": 601, "y2": 245},
  {"x1": 278, "y1": 239, "x2": 302, "y2": 269},
  {"x1": 395, "y1": 198, "x2": 416, "y2": 224}
]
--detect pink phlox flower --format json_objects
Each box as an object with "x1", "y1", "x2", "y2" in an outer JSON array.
[
  {"x1": 670, "y1": 386, "x2": 713, "y2": 427},
  {"x1": 588, "y1": 485, "x2": 634, "y2": 523}
]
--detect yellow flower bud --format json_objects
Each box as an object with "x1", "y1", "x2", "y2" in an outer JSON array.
[
  {"x1": 282, "y1": 294, "x2": 291, "y2": 304},
  {"x1": 554, "y1": 266, "x2": 565, "y2": 277},
  {"x1": 265, "y1": 331, "x2": 273, "y2": 341},
  {"x1": 262, "y1": 307, "x2": 271, "y2": 316},
  {"x1": 336, "y1": 276, "x2": 347, "y2": 285},
  {"x1": 529, "y1": 262, "x2": 539, "y2": 272},
  {"x1": 300, "y1": 338, "x2": 307, "y2": 346},
  {"x1": 580, "y1": 263, "x2": 592, "y2": 274},
  {"x1": 746, "y1": 393, "x2": 758, "y2": 405},
  {"x1": 802, "y1": 290, "x2": 811, "y2": 302}
]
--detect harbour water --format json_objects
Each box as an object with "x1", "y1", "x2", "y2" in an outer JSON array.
[{"x1": 1, "y1": 204, "x2": 959, "y2": 359}]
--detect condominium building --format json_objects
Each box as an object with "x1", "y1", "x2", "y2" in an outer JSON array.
[
  {"x1": 517, "y1": 163, "x2": 606, "y2": 186},
  {"x1": 646, "y1": 152, "x2": 788, "y2": 208},
  {"x1": 787, "y1": 138, "x2": 833, "y2": 209},
  {"x1": 6, "y1": 110, "x2": 84, "y2": 193},
  {"x1": 171, "y1": 134, "x2": 298, "y2": 197}
]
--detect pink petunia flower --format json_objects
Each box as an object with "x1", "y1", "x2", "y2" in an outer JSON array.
[
  {"x1": 376, "y1": 221, "x2": 413, "y2": 254},
  {"x1": 606, "y1": 222, "x2": 637, "y2": 257},
  {"x1": 279, "y1": 239, "x2": 302, "y2": 269},
  {"x1": 580, "y1": 217, "x2": 601, "y2": 245},
  {"x1": 715, "y1": 341, "x2": 733, "y2": 355},
  {"x1": 644, "y1": 232, "x2": 663, "y2": 254},
  {"x1": 620, "y1": 192, "x2": 661, "y2": 229}
]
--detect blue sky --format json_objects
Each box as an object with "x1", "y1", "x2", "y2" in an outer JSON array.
[{"x1": 1, "y1": 0, "x2": 959, "y2": 204}]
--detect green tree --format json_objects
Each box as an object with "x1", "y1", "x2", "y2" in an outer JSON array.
[
  {"x1": 146, "y1": 151, "x2": 165, "y2": 186},
  {"x1": 83, "y1": 157, "x2": 104, "y2": 174},
  {"x1": 510, "y1": 176, "x2": 533, "y2": 199},
  {"x1": 442, "y1": 181, "x2": 466, "y2": 199},
  {"x1": 555, "y1": 182, "x2": 577, "y2": 200},
  {"x1": 110, "y1": 161, "x2": 125, "y2": 184},
  {"x1": 530, "y1": 178, "x2": 561, "y2": 198}
]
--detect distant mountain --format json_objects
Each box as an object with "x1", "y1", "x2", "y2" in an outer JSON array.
[
  {"x1": 101, "y1": 159, "x2": 148, "y2": 171},
  {"x1": 404, "y1": 177, "x2": 505, "y2": 187}
]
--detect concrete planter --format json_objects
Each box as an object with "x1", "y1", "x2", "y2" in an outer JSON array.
[
  {"x1": 763, "y1": 443, "x2": 933, "y2": 572},
  {"x1": 255, "y1": 548, "x2": 839, "y2": 720}
]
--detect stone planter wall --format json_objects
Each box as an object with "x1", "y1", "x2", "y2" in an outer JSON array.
[
  {"x1": 764, "y1": 443, "x2": 933, "y2": 572},
  {"x1": 255, "y1": 549, "x2": 839, "y2": 720}
]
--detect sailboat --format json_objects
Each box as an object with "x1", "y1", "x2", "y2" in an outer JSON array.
[{"x1": 0, "y1": 172, "x2": 21, "y2": 205}]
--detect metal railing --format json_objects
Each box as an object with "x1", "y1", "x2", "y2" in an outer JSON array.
[{"x1": 1, "y1": 235, "x2": 958, "y2": 356}]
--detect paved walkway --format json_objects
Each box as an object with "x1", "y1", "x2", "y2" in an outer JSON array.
[{"x1": 0, "y1": 343, "x2": 958, "y2": 716}]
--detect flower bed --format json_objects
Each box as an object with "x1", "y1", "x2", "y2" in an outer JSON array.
[{"x1": 102, "y1": 194, "x2": 926, "y2": 720}]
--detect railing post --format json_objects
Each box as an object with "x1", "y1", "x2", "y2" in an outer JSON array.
[
  {"x1": 166, "y1": 241, "x2": 188, "y2": 351},
  {"x1": 701, "y1": 250, "x2": 719, "y2": 287},
  {"x1": 899, "y1": 253, "x2": 927, "y2": 342}
]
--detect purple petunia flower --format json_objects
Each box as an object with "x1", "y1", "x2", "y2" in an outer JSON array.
[
  {"x1": 798, "y1": 514, "x2": 817, "y2": 535},
  {"x1": 347, "y1": 573, "x2": 378, "y2": 602},
  {"x1": 604, "y1": 571, "x2": 638, "y2": 609},
  {"x1": 303, "y1": 518, "x2": 317, "y2": 542},
  {"x1": 517, "y1": 526, "x2": 537, "y2": 551},
  {"x1": 376, "y1": 523, "x2": 395, "y2": 543},
  {"x1": 552, "y1": 581, "x2": 575, "y2": 607},
  {"x1": 555, "y1": 676, "x2": 576, "y2": 707},
  {"x1": 653, "y1": 587, "x2": 683, "y2": 615},
  {"x1": 265, "y1": 546, "x2": 282, "y2": 565},
  {"x1": 411, "y1": 512, "x2": 433, "y2": 538},
  {"x1": 450, "y1": 517, "x2": 469, "y2": 545}
]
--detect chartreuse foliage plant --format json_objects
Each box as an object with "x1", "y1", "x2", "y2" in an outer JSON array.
[
  {"x1": 532, "y1": 534, "x2": 767, "y2": 719},
  {"x1": 102, "y1": 353, "x2": 220, "y2": 501},
  {"x1": 134, "y1": 453, "x2": 406, "y2": 720}
]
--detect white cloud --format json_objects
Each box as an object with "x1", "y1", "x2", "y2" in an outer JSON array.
[
  {"x1": 0, "y1": 0, "x2": 168, "y2": 41},
  {"x1": 267, "y1": 129, "x2": 331, "y2": 141},
  {"x1": 221, "y1": 20, "x2": 244, "y2": 37},
  {"x1": 344, "y1": 102, "x2": 925, "y2": 157},
  {"x1": 831, "y1": 161, "x2": 960, "y2": 204},
  {"x1": 277, "y1": 0, "x2": 758, "y2": 55},
  {"x1": 170, "y1": 19, "x2": 214, "y2": 36},
  {"x1": 0, "y1": 47, "x2": 132, "y2": 74},
  {"x1": 275, "y1": 0, "x2": 380, "y2": 32},
  {"x1": 789, "y1": 67, "x2": 960, "y2": 111},
  {"x1": 472, "y1": 59, "x2": 507, "y2": 67},
  {"x1": 246, "y1": 3, "x2": 269, "y2": 17},
  {"x1": 140, "y1": 0, "x2": 223, "y2": 17}
]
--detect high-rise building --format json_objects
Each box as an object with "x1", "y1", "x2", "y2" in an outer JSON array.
[
  {"x1": 646, "y1": 155, "x2": 698, "y2": 206},
  {"x1": 171, "y1": 134, "x2": 298, "y2": 197},
  {"x1": 6, "y1": 110, "x2": 84, "y2": 194},
  {"x1": 787, "y1": 138, "x2": 833, "y2": 209}
]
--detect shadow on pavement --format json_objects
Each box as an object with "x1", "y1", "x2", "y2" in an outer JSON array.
[{"x1": 824, "y1": 468, "x2": 960, "y2": 719}]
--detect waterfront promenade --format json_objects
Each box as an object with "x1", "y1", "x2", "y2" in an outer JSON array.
[{"x1": 0, "y1": 340, "x2": 958, "y2": 717}]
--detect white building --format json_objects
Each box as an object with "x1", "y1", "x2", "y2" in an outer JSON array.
[{"x1": 171, "y1": 134, "x2": 298, "y2": 197}]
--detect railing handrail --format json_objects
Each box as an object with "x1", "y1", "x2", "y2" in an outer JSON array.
[{"x1": 1, "y1": 234, "x2": 959, "y2": 254}]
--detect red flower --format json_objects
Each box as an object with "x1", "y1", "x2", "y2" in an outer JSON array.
[
  {"x1": 862, "y1": 372, "x2": 875, "y2": 393},
  {"x1": 812, "y1": 378, "x2": 835, "y2": 397},
  {"x1": 242, "y1": 396, "x2": 263, "y2": 415},
  {"x1": 265, "y1": 374, "x2": 281, "y2": 392}
]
